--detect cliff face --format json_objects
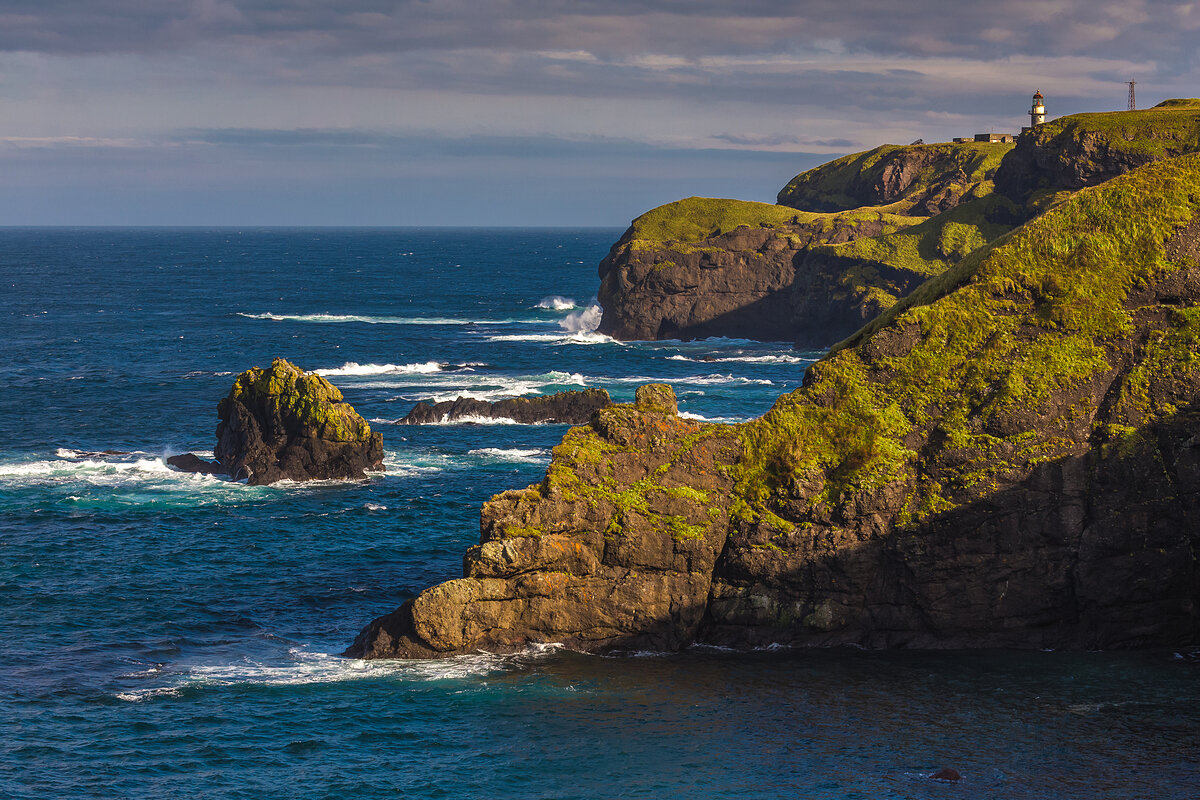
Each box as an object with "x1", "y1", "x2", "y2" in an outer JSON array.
[
  {"x1": 351, "y1": 154, "x2": 1200, "y2": 658},
  {"x1": 995, "y1": 99, "x2": 1200, "y2": 205},
  {"x1": 595, "y1": 198, "x2": 907, "y2": 341},
  {"x1": 597, "y1": 143, "x2": 1012, "y2": 345},
  {"x1": 777, "y1": 142, "x2": 1011, "y2": 215}
]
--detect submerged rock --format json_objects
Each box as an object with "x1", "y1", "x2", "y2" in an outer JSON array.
[
  {"x1": 399, "y1": 388, "x2": 611, "y2": 425},
  {"x1": 351, "y1": 154, "x2": 1200, "y2": 658},
  {"x1": 211, "y1": 358, "x2": 383, "y2": 485}
]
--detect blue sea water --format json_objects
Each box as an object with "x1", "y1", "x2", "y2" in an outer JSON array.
[{"x1": 1, "y1": 227, "x2": 1196, "y2": 799}]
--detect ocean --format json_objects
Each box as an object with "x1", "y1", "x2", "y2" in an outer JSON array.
[{"x1": 1, "y1": 227, "x2": 1196, "y2": 799}]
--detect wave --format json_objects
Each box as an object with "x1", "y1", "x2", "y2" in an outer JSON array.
[
  {"x1": 559, "y1": 301, "x2": 602, "y2": 333},
  {"x1": 484, "y1": 331, "x2": 616, "y2": 346},
  {"x1": 467, "y1": 447, "x2": 551, "y2": 463},
  {"x1": 536, "y1": 295, "x2": 577, "y2": 311},
  {"x1": 315, "y1": 361, "x2": 449, "y2": 377},
  {"x1": 238, "y1": 312, "x2": 522, "y2": 326},
  {"x1": 607, "y1": 374, "x2": 775, "y2": 386},
  {"x1": 114, "y1": 644, "x2": 566, "y2": 701},
  {"x1": 666, "y1": 354, "x2": 815, "y2": 365},
  {"x1": 678, "y1": 411, "x2": 751, "y2": 423}
]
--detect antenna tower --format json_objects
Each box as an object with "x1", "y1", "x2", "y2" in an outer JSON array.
[{"x1": 1128, "y1": 80, "x2": 1136, "y2": 111}]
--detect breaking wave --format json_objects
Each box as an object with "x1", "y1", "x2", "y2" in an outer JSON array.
[{"x1": 536, "y1": 295, "x2": 577, "y2": 311}]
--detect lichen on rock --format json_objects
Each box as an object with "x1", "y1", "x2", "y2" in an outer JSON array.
[
  {"x1": 214, "y1": 358, "x2": 383, "y2": 484},
  {"x1": 351, "y1": 153, "x2": 1200, "y2": 659}
]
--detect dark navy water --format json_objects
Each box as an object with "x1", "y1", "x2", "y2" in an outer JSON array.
[{"x1": 1, "y1": 228, "x2": 1196, "y2": 799}]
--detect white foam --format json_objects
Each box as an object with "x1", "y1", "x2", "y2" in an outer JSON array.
[
  {"x1": 536, "y1": 295, "x2": 577, "y2": 311},
  {"x1": 315, "y1": 361, "x2": 446, "y2": 377},
  {"x1": 364, "y1": 503, "x2": 388, "y2": 511},
  {"x1": 559, "y1": 302, "x2": 602, "y2": 333},
  {"x1": 114, "y1": 644, "x2": 565, "y2": 701},
  {"x1": 667, "y1": 354, "x2": 813, "y2": 365},
  {"x1": 538, "y1": 371, "x2": 587, "y2": 385},
  {"x1": 468, "y1": 447, "x2": 551, "y2": 463},
  {"x1": 678, "y1": 411, "x2": 749, "y2": 423},
  {"x1": 436, "y1": 415, "x2": 525, "y2": 425}
]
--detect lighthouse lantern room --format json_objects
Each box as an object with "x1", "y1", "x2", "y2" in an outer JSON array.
[{"x1": 1030, "y1": 90, "x2": 1046, "y2": 127}]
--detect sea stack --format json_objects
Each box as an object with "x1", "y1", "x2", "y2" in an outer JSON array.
[{"x1": 193, "y1": 358, "x2": 383, "y2": 485}]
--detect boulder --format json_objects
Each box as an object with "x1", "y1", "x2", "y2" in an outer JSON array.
[{"x1": 213, "y1": 358, "x2": 383, "y2": 485}]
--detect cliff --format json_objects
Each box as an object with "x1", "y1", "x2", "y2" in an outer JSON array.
[
  {"x1": 995, "y1": 99, "x2": 1200, "y2": 207},
  {"x1": 595, "y1": 197, "x2": 913, "y2": 341},
  {"x1": 777, "y1": 142, "x2": 1011, "y2": 215},
  {"x1": 350, "y1": 153, "x2": 1200, "y2": 658},
  {"x1": 597, "y1": 143, "x2": 1014, "y2": 344},
  {"x1": 598, "y1": 104, "x2": 1200, "y2": 347}
]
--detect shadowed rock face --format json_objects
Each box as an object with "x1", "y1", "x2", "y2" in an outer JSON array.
[
  {"x1": 595, "y1": 207, "x2": 897, "y2": 343},
  {"x1": 213, "y1": 358, "x2": 383, "y2": 485},
  {"x1": 350, "y1": 157, "x2": 1200, "y2": 658},
  {"x1": 399, "y1": 388, "x2": 611, "y2": 425}
]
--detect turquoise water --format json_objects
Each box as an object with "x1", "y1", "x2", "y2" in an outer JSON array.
[{"x1": 1, "y1": 228, "x2": 1196, "y2": 798}]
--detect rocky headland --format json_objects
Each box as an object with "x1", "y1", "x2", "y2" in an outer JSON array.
[
  {"x1": 350, "y1": 121, "x2": 1200, "y2": 658},
  {"x1": 399, "y1": 388, "x2": 612, "y2": 425},
  {"x1": 598, "y1": 101, "x2": 1200, "y2": 347},
  {"x1": 170, "y1": 358, "x2": 383, "y2": 485}
]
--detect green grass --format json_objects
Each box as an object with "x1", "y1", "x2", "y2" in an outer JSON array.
[
  {"x1": 625, "y1": 196, "x2": 915, "y2": 247},
  {"x1": 1030, "y1": 102, "x2": 1200, "y2": 158},
  {"x1": 738, "y1": 152, "x2": 1200, "y2": 523},
  {"x1": 777, "y1": 142, "x2": 1013, "y2": 213}
]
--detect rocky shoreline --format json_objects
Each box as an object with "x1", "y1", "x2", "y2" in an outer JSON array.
[{"x1": 349, "y1": 105, "x2": 1200, "y2": 659}]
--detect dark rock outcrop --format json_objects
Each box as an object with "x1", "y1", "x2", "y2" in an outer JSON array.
[
  {"x1": 211, "y1": 358, "x2": 383, "y2": 485},
  {"x1": 350, "y1": 154, "x2": 1200, "y2": 658},
  {"x1": 165, "y1": 453, "x2": 226, "y2": 475},
  {"x1": 399, "y1": 388, "x2": 611, "y2": 425},
  {"x1": 595, "y1": 198, "x2": 907, "y2": 342}
]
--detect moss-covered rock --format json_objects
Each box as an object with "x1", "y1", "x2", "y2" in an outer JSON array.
[
  {"x1": 777, "y1": 142, "x2": 1013, "y2": 215},
  {"x1": 596, "y1": 197, "x2": 917, "y2": 342},
  {"x1": 214, "y1": 358, "x2": 383, "y2": 484},
  {"x1": 352, "y1": 153, "x2": 1200, "y2": 657},
  {"x1": 994, "y1": 99, "x2": 1200, "y2": 205}
]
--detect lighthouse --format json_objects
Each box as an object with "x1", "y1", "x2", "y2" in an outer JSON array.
[{"x1": 1030, "y1": 90, "x2": 1046, "y2": 127}]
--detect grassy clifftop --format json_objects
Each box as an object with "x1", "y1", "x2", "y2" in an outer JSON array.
[
  {"x1": 624, "y1": 196, "x2": 914, "y2": 247},
  {"x1": 777, "y1": 142, "x2": 1012, "y2": 215}
]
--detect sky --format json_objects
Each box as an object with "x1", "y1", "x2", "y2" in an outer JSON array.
[{"x1": 0, "y1": 1, "x2": 1197, "y2": 227}]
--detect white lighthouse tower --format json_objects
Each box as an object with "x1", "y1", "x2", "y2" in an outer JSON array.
[{"x1": 1030, "y1": 90, "x2": 1046, "y2": 127}]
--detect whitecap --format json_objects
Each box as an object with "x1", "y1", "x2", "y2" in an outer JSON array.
[
  {"x1": 315, "y1": 361, "x2": 446, "y2": 377},
  {"x1": 536, "y1": 295, "x2": 577, "y2": 311},
  {"x1": 678, "y1": 411, "x2": 749, "y2": 423},
  {"x1": 559, "y1": 301, "x2": 602, "y2": 333},
  {"x1": 467, "y1": 447, "x2": 551, "y2": 463},
  {"x1": 238, "y1": 312, "x2": 520, "y2": 326}
]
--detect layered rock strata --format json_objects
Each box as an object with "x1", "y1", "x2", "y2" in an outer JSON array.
[
  {"x1": 399, "y1": 388, "x2": 611, "y2": 425},
  {"x1": 351, "y1": 154, "x2": 1200, "y2": 658}
]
